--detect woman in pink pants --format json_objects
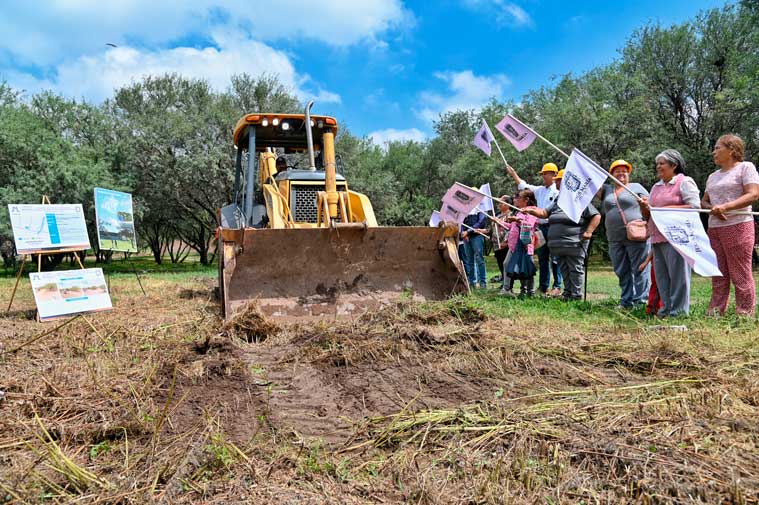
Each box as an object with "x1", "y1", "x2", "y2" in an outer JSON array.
[{"x1": 702, "y1": 134, "x2": 759, "y2": 316}]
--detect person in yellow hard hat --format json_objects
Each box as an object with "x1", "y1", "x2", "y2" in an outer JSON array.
[
  {"x1": 599, "y1": 159, "x2": 651, "y2": 309},
  {"x1": 505, "y1": 162, "x2": 562, "y2": 296}
]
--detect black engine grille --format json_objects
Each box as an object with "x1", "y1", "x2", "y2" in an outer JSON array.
[
  {"x1": 290, "y1": 185, "x2": 345, "y2": 223},
  {"x1": 291, "y1": 185, "x2": 321, "y2": 223}
]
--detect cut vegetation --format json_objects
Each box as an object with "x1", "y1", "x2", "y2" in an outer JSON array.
[{"x1": 1, "y1": 267, "x2": 758, "y2": 503}]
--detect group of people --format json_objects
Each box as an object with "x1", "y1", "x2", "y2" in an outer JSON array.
[{"x1": 458, "y1": 134, "x2": 759, "y2": 317}]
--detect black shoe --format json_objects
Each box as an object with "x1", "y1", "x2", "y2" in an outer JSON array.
[{"x1": 561, "y1": 294, "x2": 582, "y2": 302}]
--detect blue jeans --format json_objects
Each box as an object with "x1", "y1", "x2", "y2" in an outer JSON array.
[
  {"x1": 463, "y1": 235, "x2": 487, "y2": 287},
  {"x1": 608, "y1": 240, "x2": 650, "y2": 307},
  {"x1": 459, "y1": 242, "x2": 469, "y2": 276},
  {"x1": 537, "y1": 224, "x2": 561, "y2": 292}
]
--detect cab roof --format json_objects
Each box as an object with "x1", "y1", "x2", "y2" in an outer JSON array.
[{"x1": 233, "y1": 113, "x2": 339, "y2": 153}]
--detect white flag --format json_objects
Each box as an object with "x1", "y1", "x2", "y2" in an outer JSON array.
[
  {"x1": 477, "y1": 183, "x2": 494, "y2": 212},
  {"x1": 429, "y1": 210, "x2": 442, "y2": 227},
  {"x1": 649, "y1": 209, "x2": 722, "y2": 277},
  {"x1": 557, "y1": 148, "x2": 609, "y2": 223}
]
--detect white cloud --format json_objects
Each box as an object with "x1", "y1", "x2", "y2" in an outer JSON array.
[
  {"x1": 5, "y1": 31, "x2": 340, "y2": 104},
  {"x1": 368, "y1": 127, "x2": 427, "y2": 147},
  {"x1": 416, "y1": 70, "x2": 510, "y2": 123},
  {"x1": 499, "y1": 3, "x2": 531, "y2": 26},
  {"x1": 0, "y1": 1, "x2": 411, "y2": 103},
  {"x1": 0, "y1": 1, "x2": 411, "y2": 68},
  {"x1": 461, "y1": 0, "x2": 533, "y2": 27}
]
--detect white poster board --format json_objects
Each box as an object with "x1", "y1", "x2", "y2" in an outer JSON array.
[
  {"x1": 29, "y1": 268, "x2": 112, "y2": 321},
  {"x1": 8, "y1": 204, "x2": 91, "y2": 253},
  {"x1": 94, "y1": 188, "x2": 138, "y2": 252}
]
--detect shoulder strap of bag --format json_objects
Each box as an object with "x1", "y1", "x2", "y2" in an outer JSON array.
[{"x1": 612, "y1": 188, "x2": 629, "y2": 226}]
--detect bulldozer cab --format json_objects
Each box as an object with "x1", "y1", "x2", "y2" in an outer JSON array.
[
  {"x1": 218, "y1": 102, "x2": 468, "y2": 320},
  {"x1": 222, "y1": 110, "x2": 376, "y2": 231}
]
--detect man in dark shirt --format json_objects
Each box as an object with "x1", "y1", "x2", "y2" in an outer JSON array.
[{"x1": 461, "y1": 210, "x2": 489, "y2": 288}]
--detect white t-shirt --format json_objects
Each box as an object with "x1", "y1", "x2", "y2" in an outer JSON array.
[
  {"x1": 517, "y1": 181, "x2": 558, "y2": 224},
  {"x1": 705, "y1": 161, "x2": 759, "y2": 228}
]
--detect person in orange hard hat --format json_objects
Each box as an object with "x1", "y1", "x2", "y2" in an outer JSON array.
[
  {"x1": 599, "y1": 159, "x2": 651, "y2": 309},
  {"x1": 505, "y1": 162, "x2": 562, "y2": 296}
]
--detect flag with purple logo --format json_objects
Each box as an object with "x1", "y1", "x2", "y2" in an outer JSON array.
[
  {"x1": 440, "y1": 204, "x2": 463, "y2": 223},
  {"x1": 472, "y1": 120, "x2": 496, "y2": 156},
  {"x1": 649, "y1": 208, "x2": 722, "y2": 277},
  {"x1": 557, "y1": 148, "x2": 608, "y2": 223},
  {"x1": 429, "y1": 210, "x2": 442, "y2": 227},
  {"x1": 495, "y1": 114, "x2": 536, "y2": 152},
  {"x1": 440, "y1": 183, "x2": 485, "y2": 223}
]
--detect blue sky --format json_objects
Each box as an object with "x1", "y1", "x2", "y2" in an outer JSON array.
[{"x1": 0, "y1": 0, "x2": 727, "y2": 145}]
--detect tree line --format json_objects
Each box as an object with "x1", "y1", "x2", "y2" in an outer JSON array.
[{"x1": 1, "y1": 1, "x2": 757, "y2": 267}]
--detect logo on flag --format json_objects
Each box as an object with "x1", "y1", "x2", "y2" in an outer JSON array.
[
  {"x1": 563, "y1": 172, "x2": 582, "y2": 192},
  {"x1": 440, "y1": 183, "x2": 485, "y2": 224},
  {"x1": 495, "y1": 114, "x2": 537, "y2": 152},
  {"x1": 665, "y1": 225, "x2": 691, "y2": 246},
  {"x1": 650, "y1": 208, "x2": 722, "y2": 277},
  {"x1": 472, "y1": 120, "x2": 496, "y2": 156},
  {"x1": 440, "y1": 204, "x2": 462, "y2": 223},
  {"x1": 557, "y1": 148, "x2": 608, "y2": 223}
]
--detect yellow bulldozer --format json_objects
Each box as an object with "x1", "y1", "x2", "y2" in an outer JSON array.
[{"x1": 217, "y1": 101, "x2": 468, "y2": 319}]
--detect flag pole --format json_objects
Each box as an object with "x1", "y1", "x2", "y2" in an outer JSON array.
[
  {"x1": 482, "y1": 212, "x2": 511, "y2": 230},
  {"x1": 492, "y1": 138, "x2": 510, "y2": 167},
  {"x1": 466, "y1": 185, "x2": 521, "y2": 213},
  {"x1": 461, "y1": 222, "x2": 489, "y2": 238},
  {"x1": 511, "y1": 115, "x2": 570, "y2": 159},
  {"x1": 649, "y1": 207, "x2": 759, "y2": 216},
  {"x1": 589, "y1": 162, "x2": 645, "y2": 203},
  {"x1": 490, "y1": 208, "x2": 501, "y2": 247},
  {"x1": 510, "y1": 115, "x2": 644, "y2": 203}
]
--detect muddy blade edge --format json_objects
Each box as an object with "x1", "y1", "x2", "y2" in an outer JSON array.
[{"x1": 219, "y1": 226, "x2": 468, "y2": 320}]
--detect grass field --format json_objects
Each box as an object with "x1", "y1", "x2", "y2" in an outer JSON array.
[
  {"x1": 96, "y1": 239, "x2": 138, "y2": 253},
  {"x1": 1, "y1": 254, "x2": 758, "y2": 503}
]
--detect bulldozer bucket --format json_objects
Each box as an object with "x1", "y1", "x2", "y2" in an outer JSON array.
[{"x1": 218, "y1": 224, "x2": 468, "y2": 320}]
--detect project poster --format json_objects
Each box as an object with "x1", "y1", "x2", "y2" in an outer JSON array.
[
  {"x1": 29, "y1": 268, "x2": 112, "y2": 321},
  {"x1": 8, "y1": 204, "x2": 91, "y2": 253},
  {"x1": 94, "y1": 188, "x2": 137, "y2": 252}
]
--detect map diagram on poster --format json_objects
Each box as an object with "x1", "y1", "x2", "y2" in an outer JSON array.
[
  {"x1": 8, "y1": 204, "x2": 91, "y2": 253},
  {"x1": 30, "y1": 268, "x2": 112, "y2": 321},
  {"x1": 94, "y1": 188, "x2": 138, "y2": 252}
]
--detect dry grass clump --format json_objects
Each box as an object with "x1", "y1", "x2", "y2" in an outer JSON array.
[
  {"x1": 290, "y1": 300, "x2": 487, "y2": 368},
  {"x1": 221, "y1": 301, "x2": 280, "y2": 343},
  {"x1": 346, "y1": 377, "x2": 758, "y2": 503}
]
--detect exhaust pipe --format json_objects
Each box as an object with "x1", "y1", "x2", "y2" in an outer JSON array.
[{"x1": 304, "y1": 100, "x2": 316, "y2": 171}]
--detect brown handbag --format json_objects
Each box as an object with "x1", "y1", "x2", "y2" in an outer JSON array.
[{"x1": 613, "y1": 189, "x2": 649, "y2": 242}]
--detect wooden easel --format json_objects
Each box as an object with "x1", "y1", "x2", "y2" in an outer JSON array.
[{"x1": 5, "y1": 196, "x2": 87, "y2": 315}]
